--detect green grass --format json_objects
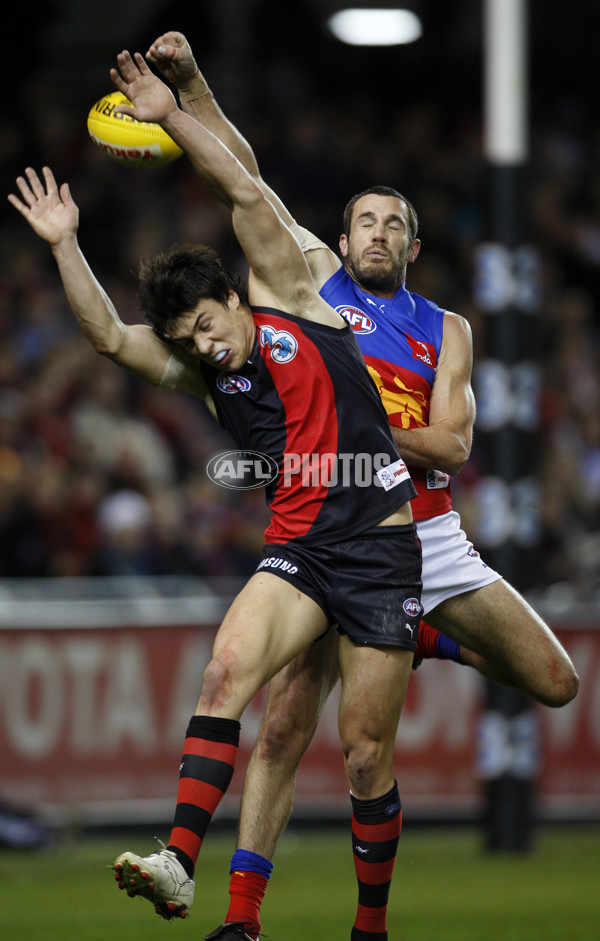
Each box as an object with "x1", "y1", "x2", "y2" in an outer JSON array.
[{"x1": 0, "y1": 825, "x2": 598, "y2": 940}]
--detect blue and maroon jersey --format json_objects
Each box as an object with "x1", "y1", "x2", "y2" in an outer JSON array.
[
  {"x1": 199, "y1": 306, "x2": 416, "y2": 546},
  {"x1": 320, "y1": 266, "x2": 451, "y2": 521}
]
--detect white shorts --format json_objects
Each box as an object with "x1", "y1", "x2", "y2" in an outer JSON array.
[{"x1": 416, "y1": 510, "x2": 501, "y2": 616}]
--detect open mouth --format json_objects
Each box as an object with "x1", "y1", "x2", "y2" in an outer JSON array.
[{"x1": 214, "y1": 350, "x2": 231, "y2": 365}]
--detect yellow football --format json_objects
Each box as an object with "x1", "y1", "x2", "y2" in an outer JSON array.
[{"x1": 87, "y1": 91, "x2": 183, "y2": 169}]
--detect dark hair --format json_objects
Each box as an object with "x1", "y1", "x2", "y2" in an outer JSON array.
[
  {"x1": 342, "y1": 186, "x2": 419, "y2": 242},
  {"x1": 137, "y1": 242, "x2": 249, "y2": 336}
]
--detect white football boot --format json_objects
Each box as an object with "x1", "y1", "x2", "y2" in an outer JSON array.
[{"x1": 113, "y1": 846, "x2": 195, "y2": 920}]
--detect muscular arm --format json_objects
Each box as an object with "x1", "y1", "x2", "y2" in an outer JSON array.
[
  {"x1": 51, "y1": 233, "x2": 171, "y2": 379},
  {"x1": 392, "y1": 312, "x2": 475, "y2": 475},
  {"x1": 146, "y1": 32, "x2": 340, "y2": 292},
  {"x1": 8, "y1": 167, "x2": 208, "y2": 399},
  {"x1": 112, "y1": 51, "x2": 341, "y2": 326}
]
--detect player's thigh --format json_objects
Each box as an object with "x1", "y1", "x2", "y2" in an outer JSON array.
[
  {"x1": 429, "y1": 578, "x2": 564, "y2": 666},
  {"x1": 337, "y1": 636, "x2": 413, "y2": 746},
  {"x1": 213, "y1": 571, "x2": 330, "y2": 689}
]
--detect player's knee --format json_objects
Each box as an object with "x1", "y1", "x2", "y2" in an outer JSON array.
[
  {"x1": 543, "y1": 662, "x2": 579, "y2": 708},
  {"x1": 255, "y1": 709, "x2": 316, "y2": 768},
  {"x1": 199, "y1": 651, "x2": 239, "y2": 710},
  {"x1": 343, "y1": 737, "x2": 385, "y2": 793}
]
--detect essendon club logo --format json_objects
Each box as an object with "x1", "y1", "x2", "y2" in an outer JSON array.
[
  {"x1": 259, "y1": 325, "x2": 298, "y2": 363},
  {"x1": 337, "y1": 305, "x2": 377, "y2": 334}
]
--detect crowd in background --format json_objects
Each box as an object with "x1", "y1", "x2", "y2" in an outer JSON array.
[{"x1": 1, "y1": 24, "x2": 599, "y2": 601}]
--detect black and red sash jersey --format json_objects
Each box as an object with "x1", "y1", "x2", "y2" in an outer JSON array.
[{"x1": 199, "y1": 306, "x2": 417, "y2": 546}]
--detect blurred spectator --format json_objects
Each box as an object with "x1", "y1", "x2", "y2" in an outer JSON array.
[{"x1": 94, "y1": 489, "x2": 159, "y2": 576}]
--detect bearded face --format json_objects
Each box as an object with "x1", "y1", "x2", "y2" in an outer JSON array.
[
  {"x1": 340, "y1": 194, "x2": 420, "y2": 296},
  {"x1": 344, "y1": 241, "x2": 408, "y2": 293}
]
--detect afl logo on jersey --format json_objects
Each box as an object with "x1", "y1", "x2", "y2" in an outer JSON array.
[
  {"x1": 337, "y1": 305, "x2": 377, "y2": 334},
  {"x1": 259, "y1": 325, "x2": 298, "y2": 363},
  {"x1": 217, "y1": 373, "x2": 252, "y2": 393}
]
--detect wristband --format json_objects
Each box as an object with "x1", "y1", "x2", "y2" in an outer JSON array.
[{"x1": 178, "y1": 71, "x2": 210, "y2": 102}]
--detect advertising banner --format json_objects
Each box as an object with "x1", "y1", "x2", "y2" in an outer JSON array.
[{"x1": 0, "y1": 621, "x2": 597, "y2": 823}]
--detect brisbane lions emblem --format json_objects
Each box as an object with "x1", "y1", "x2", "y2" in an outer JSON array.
[
  {"x1": 259, "y1": 325, "x2": 298, "y2": 363},
  {"x1": 336, "y1": 305, "x2": 377, "y2": 334},
  {"x1": 217, "y1": 373, "x2": 252, "y2": 393}
]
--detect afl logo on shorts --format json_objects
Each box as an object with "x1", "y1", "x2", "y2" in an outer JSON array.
[
  {"x1": 403, "y1": 598, "x2": 422, "y2": 618},
  {"x1": 337, "y1": 305, "x2": 377, "y2": 334},
  {"x1": 259, "y1": 325, "x2": 298, "y2": 363},
  {"x1": 217, "y1": 373, "x2": 252, "y2": 394}
]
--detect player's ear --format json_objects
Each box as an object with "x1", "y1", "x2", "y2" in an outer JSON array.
[
  {"x1": 228, "y1": 289, "x2": 240, "y2": 309},
  {"x1": 339, "y1": 233, "x2": 349, "y2": 259},
  {"x1": 408, "y1": 239, "x2": 421, "y2": 264}
]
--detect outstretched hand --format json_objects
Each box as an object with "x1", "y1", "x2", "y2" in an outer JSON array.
[
  {"x1": 146, "y1": 31, "x2": 199, "y2": 85},
  {"x1": 7, "y1": 167, "x2": 78, "y2": 245},
  {"x1": 110, "y1": 50, "x2": 178, "y2": 125}
]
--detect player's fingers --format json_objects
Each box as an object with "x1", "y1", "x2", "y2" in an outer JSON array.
[
  {"x1": 112, "y1": 104, "x2": 136, "y2": 119},
  {"x1": 25, "y1": 165, "x2": 46, "y2": 193},
  {"x1": 15, "y1": 170, "x2": 37, "y2": 204},
  {"x1": 133, "y1": 51, "x2": 153, "y2": 75},
  {"x1": 158, "y1": 31, "x2": 184, "y2": 48},
  {"x1": 41, "y1": 166, "x2": 58, "y2": 196},
  {"x1": 147, "y1": 32, "x2": 168, "y2": 50},
  {"x1": 150, "y1": 43, "x2": 178, "y2": 61},
  {"x1": 115, "y1": 50, "x2": 137, "y2": 80},
  {"x1": 59, "y1": 182, "x2": 73, "y2": 205},
  {"x1": 148, "y1": 31, "x2": 181, "y2": 53},
  {"x1": 109, "y1": 66, "x2": 128, "y2": 95},
  {"x1": 7, "y1": 192, "x2": 29, "y2": 217}
]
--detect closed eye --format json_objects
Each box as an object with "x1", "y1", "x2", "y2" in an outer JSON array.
[{"x1": 174, "y1": 336, "x2": 196, "y2": 352}]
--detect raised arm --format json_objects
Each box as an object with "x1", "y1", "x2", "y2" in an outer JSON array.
[
  {"x1": 145, "y1": 31, "x2": 340, "y2": 290},
  {"x1": 391, "y1": 312, "x2": 475, "y2": 475},
  {"x1": 111, "y1": 51, "x2": 341, "y2": 326},
  {"x1": 146, "y1": 32, "x2": 261, "y2": 181},
  {"x1": 7, "y1": 166, "x2": 208, "y2": 399}
]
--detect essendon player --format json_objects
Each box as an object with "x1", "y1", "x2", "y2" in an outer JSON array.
[{"x1": 9, "y1": 50, "x2": 426, "y2": 939}]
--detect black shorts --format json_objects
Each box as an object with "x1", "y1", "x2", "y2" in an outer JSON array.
[{"x1": 256, "y1": 523, "x2": 423, "y2": 650}]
